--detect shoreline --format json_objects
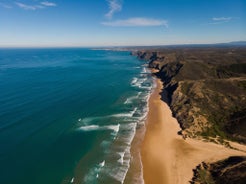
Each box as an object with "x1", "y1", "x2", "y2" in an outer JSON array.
[
  {"x1": 140, "y1": 76, "x2": 246, "y2": 184},
  {"x1": 124, "y1": 67, "x2": 154, "y2": 184}
]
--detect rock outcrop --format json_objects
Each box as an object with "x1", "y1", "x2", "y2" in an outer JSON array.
[{"x1": 190, "y1": 156, "x2": 246, "y2": 184}]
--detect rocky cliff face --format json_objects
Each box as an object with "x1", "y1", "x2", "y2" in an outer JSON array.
[
  {"x1": 133, "y1": 48, "x2": 246, "y2": 143},
  {"x1": 191, "y1": 156, "x2": 246, "y2": 184}
]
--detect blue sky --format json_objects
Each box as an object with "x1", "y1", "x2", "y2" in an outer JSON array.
[{"x1": 0, "y1": 0, "x2": 245, "y2": 47}]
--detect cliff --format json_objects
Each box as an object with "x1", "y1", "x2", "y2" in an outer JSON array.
[
  {"x1": 132, "y1": 48, "x2": 246, "y2": 144},
  {"x1": 191, "y1": 156, "x2": 246, "y2": 184}
]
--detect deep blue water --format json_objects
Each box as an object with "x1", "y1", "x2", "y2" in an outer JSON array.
[{"x1": 0, "y1": 48, "x2": 153, "y2": 184}]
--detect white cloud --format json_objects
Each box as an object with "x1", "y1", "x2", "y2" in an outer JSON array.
[
  {"x1": 208, "y1": 17, "x2": 233, "y2": 25},
  {"x1": 15, "y1": 1, "x2": 57, "y2": 10},
  {"x1": 212, "y1": 17, "x2": 232, "y2": 21},
  {"x1": 15, "y1": 2, "x2": 39, "y2": 10},
  {"x1": 105, "y1": 0, "x2": 122, "y2": 19},
  {"x1": 41, "y1": 1, "x2": 57, "y2": 7},
  {"x1": 102, "y1": 17, "x2": 168, "y2": 27}
]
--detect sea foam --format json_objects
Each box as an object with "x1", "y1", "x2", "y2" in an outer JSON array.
[
  {"x1": 79, "y1": 124, "x2": 120, "y2": 133},
  {"x1": 124, "y1": 92, "x2": 142, "y2": 104},
  {"x1": 81, "y1": 65, "x2": 153, "y2": 184}
]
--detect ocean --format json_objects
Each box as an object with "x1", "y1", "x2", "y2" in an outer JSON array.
[{"x1": 0, "y1": 48, "x2": 153, "y2": 184}]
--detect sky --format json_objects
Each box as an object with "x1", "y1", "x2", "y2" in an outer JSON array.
[{"x1": 0, "y1": 0, "x2": 245, "y2": 47}]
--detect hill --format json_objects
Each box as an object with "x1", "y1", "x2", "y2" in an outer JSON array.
[{"x1": 132, "y1": 47, "x2": 246, "y2": 144}]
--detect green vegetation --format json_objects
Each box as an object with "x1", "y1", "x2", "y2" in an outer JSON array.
[
  {"x1": 238, "y1": 81, "x2": 246, "y2": 89},
  {"x1": 191, "y1": 157, "x2": 246, "y2": 184},
  {"x1": 181, "y1": 82, "x2": 193, "y2": 94},
  {"x1": 197, "y1": 169, "x2": 215, "y2": 184},
  {"x1": 227, "y1": 63, "x2": 246, "y2": 74},
  {"x1": 137, "y1": 47, "x2": 246, "y2": 144}
]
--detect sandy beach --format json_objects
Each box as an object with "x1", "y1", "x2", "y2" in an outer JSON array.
[{"x1": 141, "y1": 78, "x2": 246, "y2": 184}]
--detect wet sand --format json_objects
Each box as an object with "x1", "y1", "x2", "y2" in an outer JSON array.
[{"x1": 141, "y1": 78, "x2": 246, "y2": 184}]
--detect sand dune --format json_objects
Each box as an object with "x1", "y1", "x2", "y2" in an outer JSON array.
[{"x1": 141, "y1": 78, "x2": 246, "y2": 184}]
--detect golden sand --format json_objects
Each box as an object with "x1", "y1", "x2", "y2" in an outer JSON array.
[{"x1": 141, "y1": 78, "x2": 246, "y2": 184}]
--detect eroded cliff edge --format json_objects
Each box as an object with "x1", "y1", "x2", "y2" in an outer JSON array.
[
  {"x1": 132, "y1": 48, "x2": 246, "y2": 144},
  {"x1": 191, "y1": 156, "x2": 246, "y2": 184}
]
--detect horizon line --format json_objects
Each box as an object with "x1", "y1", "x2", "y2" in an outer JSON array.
[{"x1": 0, "y1": 41, "x2": 245, "y2": 49}]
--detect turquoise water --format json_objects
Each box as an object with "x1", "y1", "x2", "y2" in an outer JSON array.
[{"x1": 0, "y1": 48, "x2": 153, "y2": 184}]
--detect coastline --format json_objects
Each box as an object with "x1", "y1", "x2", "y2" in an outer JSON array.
[
  {"x1": 141, "y1": 76, "x2": 246, "y2": 184},
  {"x1": 124, "y1": 67, "x2": 153, "y2": 184}
]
